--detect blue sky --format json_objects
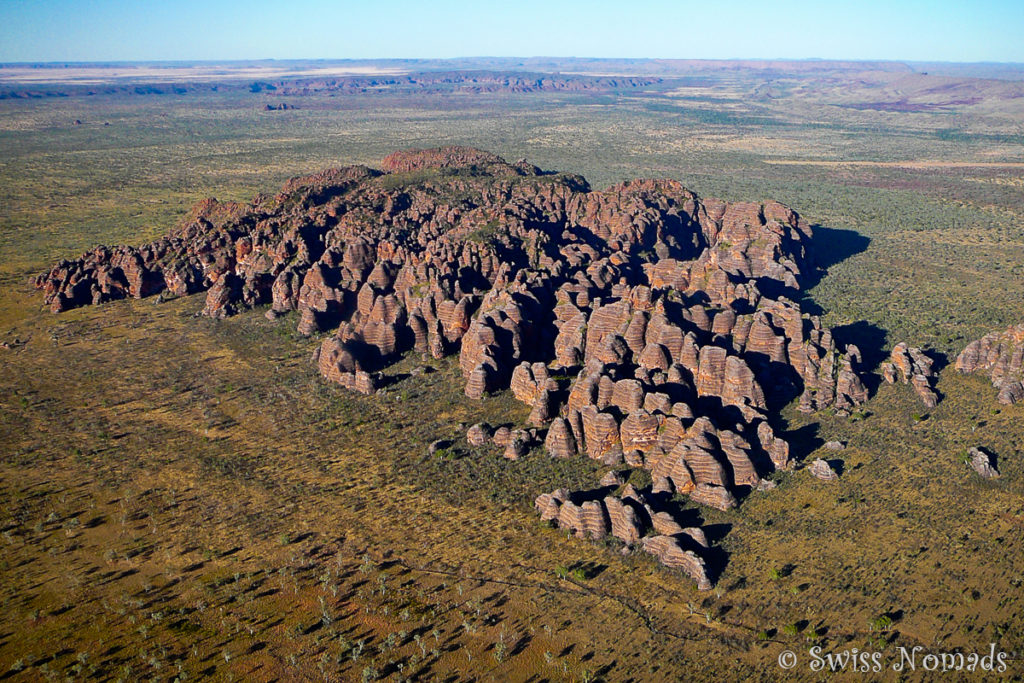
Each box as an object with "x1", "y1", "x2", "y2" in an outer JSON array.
[{"x1": 1, "y1": 0, "x2": 1022, "y2": 63}]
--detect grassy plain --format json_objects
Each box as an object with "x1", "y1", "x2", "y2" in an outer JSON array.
[{"x1": 1, "y1": 64, "x2": 1023, "y2": 681}]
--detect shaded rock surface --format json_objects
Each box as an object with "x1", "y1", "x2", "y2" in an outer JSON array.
[
  {"x1": 808, "y1": 458, "x2": 838, "y2": 481},
  {"x1": 641, "y1": 536, "x2": 713, "y2": 591},
  {"x1": 968, "y1": 446, "x2": 1000, "y2": 479},
  {"x1": 466, "y1": 423, "x2": 490, "y2": 447}
]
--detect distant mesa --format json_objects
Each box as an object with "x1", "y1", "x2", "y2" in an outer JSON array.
[
  {"x1": 0, "y1": 70, "x2": 661, "y2": 101},
  {"x1": 269, "y1": 71, "x2": 662, "y2": 97},
  {"x1": 36, "y1": 146, "x2": 877, "y2": 589}
]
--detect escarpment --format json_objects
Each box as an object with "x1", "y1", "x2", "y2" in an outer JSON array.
[{"x1": 37, "y1": 147, "x2": 872, "y2": 589}]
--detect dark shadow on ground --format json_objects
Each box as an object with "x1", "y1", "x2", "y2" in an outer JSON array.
[
  {"x1": 792, "y1": 225, "x2": 872, "y2": 315},
  {"x1": 781, "y1": 422, "x2": 823, "y2": 465},
  {"x1": 807, "y1": 225, "x2": 871, "y2": 285},
  {"x1": 925, "y1": 347, "x2": 950, "y2": 377},
  {"x1": 832, "y1": 320, "x2": 889, "y2": 396},
  {"x1": 567, "y1": 560, "x2": 607, "y2": 580},
  {"x1": 921, "y1": 349, "x2": 948, "y2": 407}
]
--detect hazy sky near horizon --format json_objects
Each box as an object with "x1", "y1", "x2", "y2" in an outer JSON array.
[{"x1": 1, "y1": 0, "x2": 1022, "y2": 63}]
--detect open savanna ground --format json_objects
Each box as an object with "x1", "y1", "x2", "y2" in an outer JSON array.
[{"x1": 1, "y1": 66, "x2": 1023, "y2": 680}]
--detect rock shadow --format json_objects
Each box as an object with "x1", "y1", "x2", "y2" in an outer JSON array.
[
  {"x1": 924, "y1": 347, "x2": 950, "y2": 406},
  {"x1": 378, "y1": 372, "x2": 411, "y2": 388},
  {"x1": 754, "y1": 224, "x2": 868, "y2": 303},
  {"x1": 806, "y1": 225, "x2": 871, "y2": 285},
  {"x1": 830, "y1": 320, "x2": 890, "y2": 397},
  {"x1": 779, "y1": 422, "x2": 823, "y2": 465},
  {"x1": 925, "y1": 348, "x2": 949, "y2": 370},
  {"x1": 701, "y1": 539, "x2": 731, "y2": 582},
  {"x1": 567, "y1": 560, "x2": 607, "y2": 580},
  {"x1": 792, "y1": 225, "x2": 872, "y2": 316}
]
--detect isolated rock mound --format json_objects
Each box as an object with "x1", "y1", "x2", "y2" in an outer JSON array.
[
  {"x1": 956, "y1": 324, "x2": 1024, "y2": 404},
  {"x1": 967, "y1": 446, "x2": 1000, "y2": 479},
  {"x1": 36, "y1": 146, "x2": 869, "y2": 520},
  {"x1": 808, "y1": 458, "x2": 839, "y2": 481}
]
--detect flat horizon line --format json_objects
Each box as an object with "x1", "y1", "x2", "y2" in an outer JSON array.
[{"x1": 2, "y1": 57, "x2": 1024, "y2": 67}]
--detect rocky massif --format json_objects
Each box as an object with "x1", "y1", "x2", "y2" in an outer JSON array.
[{"x1": 36, "y1": 147, "x2": 874, "y2": 588}]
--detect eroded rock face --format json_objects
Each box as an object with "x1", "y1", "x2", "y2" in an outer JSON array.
[
  {"x1": 503, "y1": 429, "x2": 532, "y2": 459},
  {"x1": 544, "y1": 417, "x2": 577, "y2": 458},
  {"x1": 957, "y1": 324, "x2": 1024, "y2": 405},
  {"x1": 641, "y1": 536, "x2": 712, "y2": 591},
  {"x1": 808, "y1": 458, "x2": 838, "y2": 481},
  {"x1": 882, "y1": 342, "x2": 939, "y2": 408},
  {"x1": 968, "y1": 447, "x2": 1000, "y2": 479},
  {"x1": 535, "y1": 482, "x2": 713, "y2": 590},
  {"x1": 466, "y1": 423, "x2": 491, "y2": 447},
  {"x1": 36, "y1": 146, "x2": 870, "y2": 525}
]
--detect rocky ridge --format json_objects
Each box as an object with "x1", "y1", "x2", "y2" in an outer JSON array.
[{"x1": 36, "y1": 147, "x2": 872, "y2": 589}]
